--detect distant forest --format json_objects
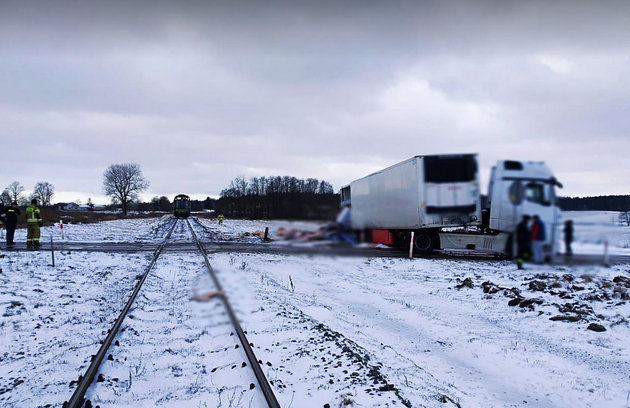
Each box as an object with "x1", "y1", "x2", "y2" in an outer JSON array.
[
  {"x1": 558, "y1": 195, "x2": 630, "y2": 211},
  {"x1": 214, "y1": 175, "x2": 339, "y2": 220},
  {"x1": 128, "y1": 175, "x2": 339, "y2": 219},
  {"x1": 134, "y1": 189, "x2": 630, "y2": 220}
]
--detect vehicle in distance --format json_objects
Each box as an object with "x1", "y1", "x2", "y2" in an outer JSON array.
[
  {"x1": 173, "y1": 194, "x2": 191, "y2": 218},
  {"x1": 339, "y1": 154, "x2": 562, "y2": 257}
]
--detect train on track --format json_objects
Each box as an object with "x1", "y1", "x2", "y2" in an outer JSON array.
[{"x1": 173, "y1": 194, "x2": 191, "y2": 218}]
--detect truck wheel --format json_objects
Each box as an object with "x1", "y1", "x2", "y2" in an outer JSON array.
[{"x1": 413, "y1": 232, "x2": 436, "y2": 254}]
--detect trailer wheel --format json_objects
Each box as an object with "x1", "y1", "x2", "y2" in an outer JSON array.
[{"x1": 413, "y1": 232, "x2": 436, "y2": 254}]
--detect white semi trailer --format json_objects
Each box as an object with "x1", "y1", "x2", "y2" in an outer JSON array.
[{"x1": 339, "y1": 154, "x2": 562, "y2": 257}]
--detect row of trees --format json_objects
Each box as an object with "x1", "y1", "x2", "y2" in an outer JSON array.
[
  {"x1": 216, "y1": 175, "x2": 339, "y2": 219},
  {"x1": 221, "y1": 175, "x2": 334, "y2": 197},
  {"x1": 101, "y1": 167, "x2": 339, "y2": 219},
  {"x1": 2, "y1": 181, "x2": 55, "y2": 206},
  {"x1": 0, "y1": 163, "x2": 146, "y2": 216},
  {"x1": 1, "y1": 164, "x2": 155, "y2": 216},
  {"x1": 134, "y1": 196, "x2": 214, "y2": 212},
  {"x1": 558, "y1": 195, "x2": 630, "y2": 212}
]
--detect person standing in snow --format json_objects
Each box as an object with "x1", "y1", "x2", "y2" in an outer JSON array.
[
  {"x1": 515, "y1": 214, "x2": 531, "y2": 269},
  {"x1": 563, "y1": 220, "x2": 574, "y2": 257},
  {"x1": 531, "y1": 215, "x2": 546, "y2": 263},
  {"x1": 4, "y1": 202, "x2": 21, "y2": 247},
  {"x1": 25, "y1": 199, "x2": 43, "y2": 248},
  {"x1": 217, "y1": 214, "x2": 225, "y2": 225}
]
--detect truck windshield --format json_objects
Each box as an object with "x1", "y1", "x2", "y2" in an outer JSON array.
[
  {"x1": 424, "y1": 155, "x2": 477, "y2": 183},
  {"x1": 525, "y1": 182, "x2": 553, "y2": 206}
]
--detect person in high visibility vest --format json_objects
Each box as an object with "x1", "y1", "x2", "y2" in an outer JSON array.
[
  {"x1": 217, "y1": 214, "x2": 225, "y2": 225},
  {"x1": 26, "y1": 199, "x2": 42, "y2": 248}
]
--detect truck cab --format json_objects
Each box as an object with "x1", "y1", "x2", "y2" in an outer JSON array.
[{"x1": 487, "y1": 160, "x2": 563, "y2": 256}]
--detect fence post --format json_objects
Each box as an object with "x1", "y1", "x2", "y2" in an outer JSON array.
[
  {"x1": 50, "y1": 236, "x2": 55, "y2": 267},
  {"x1": 409, "y1": 231, "x2": 415, "y2": 258},
  {"x1": 603, "y1": 240, "x2": 610, "y2": 267}
]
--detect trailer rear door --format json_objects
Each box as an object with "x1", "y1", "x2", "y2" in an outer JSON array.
[{"x1": 423, "y1": 155, "x2": 479, "y2": 220}]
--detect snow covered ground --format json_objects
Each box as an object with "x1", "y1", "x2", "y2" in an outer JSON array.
[
  {"x1": 561, "y1": 211, "x2": 630, "y2": 255},
  {"x1": 6, "y1": 216, "x2": 172, "y2": 243},
  {"x1": 0, "y1": 251, "x2": 150, "y2": 407},
  {"x1": 214, "y1": 253, "x2": 630, "y2": 407},
  {"x1": 1, "y1": 213, "x2": 629, "y2": 407},
  {"x1": 85, "y1": 252, "x2": 268, "y2": 408},
  {"x1": 2, "y1": 215, "x2": 323, "y2": 245},
  {"x1": 194, "y1": 217, "x2": 323, "y2": 242}
]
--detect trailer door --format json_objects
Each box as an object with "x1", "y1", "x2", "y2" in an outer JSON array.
[{"x1": 423, "y1": 155, "x2": 479, "y2": 224}]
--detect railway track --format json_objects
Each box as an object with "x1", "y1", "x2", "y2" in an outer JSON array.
[
  {"x1": 186, "y1": 218, "x2": 281, "y2": 408},
  {"x1": 4, "y1": 240, "x2": 627, "y2": 264},
  {"x1": 63, "y1": 216, "x2": 177, "y2": 408},
  {"x1": 63, "y1": 217, "x2": 280, "y2": 408}
]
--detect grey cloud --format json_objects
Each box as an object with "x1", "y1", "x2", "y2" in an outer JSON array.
[{"x1": 1, "y1": 0, "x2": 630, "y2": 200}]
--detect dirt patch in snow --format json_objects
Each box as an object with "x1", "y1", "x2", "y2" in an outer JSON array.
[{"x1": 458, "y1": 269, "x2": 630, "y2": 332}]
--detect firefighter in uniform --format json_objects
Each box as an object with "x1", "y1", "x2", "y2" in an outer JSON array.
[
  {"x1": 4, "y1": 202, "x2": 21, "y2": 247},
  {"x1": 26, "y1": 199, "x2": 42, "y2": 247}
]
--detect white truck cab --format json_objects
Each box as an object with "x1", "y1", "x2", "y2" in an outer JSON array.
[{"x1": 486, "y1": 160, "x2": 563, "y2": 255}]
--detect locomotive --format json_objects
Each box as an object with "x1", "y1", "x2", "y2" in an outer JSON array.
[{"x1": 173, "y1": 194, "x2": 191, "y2": 218}]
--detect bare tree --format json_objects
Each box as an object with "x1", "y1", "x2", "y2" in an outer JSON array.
[
  {"x1": 103, "y1": 163, "x2": 150, "y2": 215},
  {"x1": 1, "y1": 189, "x2": 11, "y2": 205},
  {"x1": 151, "y1": 196, "x2": 171, "y2": 211},
  {"x1": 31, "y1": 181, "x2": 55, "y2": 205},
  {"x1": 318, "y1": 180, "x2": 334, "y2": 194},
  {"x1": 5, "y1": 181, "x2": 25, "y2": 203},
  {"x1": 305, "y1": 178, "x2": 319, "y2": 194}
]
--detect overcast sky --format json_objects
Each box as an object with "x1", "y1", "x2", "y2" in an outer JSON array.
[{"x1": 1, "y1": 0, "x2": 629, "y2": 204}]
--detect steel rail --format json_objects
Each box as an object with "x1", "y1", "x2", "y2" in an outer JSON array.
[
  {"x1": 186, "y1": 218, "x2": 281, "y2": 408},
  {"x1": 4, "y1": 239, "x2": 627, "y2": 264},
  {"x1": 64, "y1": 217, "x2": 178, "y2": 408}
]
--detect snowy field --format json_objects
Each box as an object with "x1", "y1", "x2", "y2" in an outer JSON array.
[
  {"x1": 1, "y1": 212, "x2": 629, "y2": 407},
  {"x1": 562, "y1": 211, "x2": 630, "y2": 255},
  {"x1": 3, "y1": 215, "x2": 323, "y2": 245},
  {"x1": 214, "y1": 254, "x2": 630, "y2": 407},
  {"x1": 6, "y1": 216, "x2": 172, "y2": 243},
  {"x1": 194, "y1": 217, "x2": 324, "y2": 242},
  {"x1": 0, "y1": 252, "x2": 150, "y2": 407}
]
